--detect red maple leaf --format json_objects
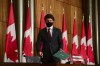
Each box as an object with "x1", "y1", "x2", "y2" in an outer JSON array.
[
  {"x1": 80, "y1": 43, "x2": 87, "y2": 59},
  {"x1": 72, "y1": 43, "x2": 78, "y2": 55},
  {"x1": 23, "y1": 36, "x2": 32, "y2": 56},
  {"x1": 62, "y1": 37, "x2": 68, "y2": 53},
  {"x1": 6, "y1": 32, "x2": 18, "y2": 62},
  {"x1": 87, "y1": 45, "x2": 95, "y2": 63}
]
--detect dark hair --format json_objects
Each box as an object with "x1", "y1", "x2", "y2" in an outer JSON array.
[{"x1": 44, "y1": 14, "x2": 55, "y2": 21}]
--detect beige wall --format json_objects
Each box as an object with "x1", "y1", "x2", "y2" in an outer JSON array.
[
  {"x1": 0, "y1": 0, "x2": 83, "y2": 62},
  {"x1": 0, "y1": 0, "x2": 10, "y2": 62}
]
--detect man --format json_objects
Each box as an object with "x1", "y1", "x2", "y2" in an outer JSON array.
[{"x1": 36, "y1": 14, "x2": 63, "y2": 63}]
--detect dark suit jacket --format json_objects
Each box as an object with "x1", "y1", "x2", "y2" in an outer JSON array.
[
  {"x1": 36, "y1": 27, "x2": 63, "y2": 55},
  {"x1": 36, "y1": 27, "x2": 63, "y2": 63}
]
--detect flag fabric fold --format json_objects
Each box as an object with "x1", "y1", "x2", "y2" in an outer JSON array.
[
  {"x1": 71, "y1": 13, "x2": 84, "y2": 64},
  {"x1": 39, "y1": 6, "x2": 45, "y2": 51},
  {"x1": 87, "y1": 17, "x2": 95, "y2": 65},
  {"x1": 22, "y1": 4, "x2": 32, "y2": 62},
  {"x1": 61, "y1": 14, "x2": 70, "y2": 64},
  {"x1": 80, "y1": 15, "x2": 87, "y2": 63},
  {"x1": 39, "y1": 9, "x2": 45, "y2": 30},
  {"x1": 71, "y1": 16, "x2": 79, "y2": 55},
  {"x1": 4, "y1": 1, "x2": 19, "y2": 62}
]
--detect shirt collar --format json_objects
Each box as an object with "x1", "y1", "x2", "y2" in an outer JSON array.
[{"x1": 47, "y1": 25, "x2": 53, "y2": 30}]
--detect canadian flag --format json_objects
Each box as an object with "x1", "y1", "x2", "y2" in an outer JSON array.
[
  {"x1": 39, "y1": 4, "x2": 45, "y2": 30},
  {"x1": 22, "y1": 3, "x2": 32, "y2": 62},
  {"x1": 80, "y1": 15, "x2": 87, "y2": 64},
  {"x1": 4, "y1": 0, "x2": 19, "y2": 62},
  {"x1": 87, "y1": 17, "x2": 95, "y2": 65},
  {"x1": 39, "y1": 4, "x2": 45, "y2": 51},
  {"x1": 71, "y1": 15, "x2": 79, "y2": 55},
  {"x1": 61, "y1": 13, "x2": 70, "y2": 64}
]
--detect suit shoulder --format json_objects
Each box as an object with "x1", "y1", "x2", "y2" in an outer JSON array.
[
  {"x1": 54, "y1": 27, "x2": 61, "y2": 32},
  {"x1": 41, "y1": 28, "x2": 46, "y2": 31},
  {"x1": 39, "y1": 28, "x2": 46, "y2": 32}
]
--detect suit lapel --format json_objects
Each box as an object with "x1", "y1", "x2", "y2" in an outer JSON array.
[
  {"x1": 44, "y1": 28, "x2": 51, "y2": 42},
  {"x1": 44, "y1": 27, "x2": 56, "y2": 42},
  {"x1": 51, "y1": 27, "x2": 56, "y2": 41},
  {"x1": 44, "y1": 28, "x2": 48, "y2": 37}
]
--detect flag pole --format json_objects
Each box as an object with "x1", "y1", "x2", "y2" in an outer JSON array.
[
  {"x1": 18, "y1": 0, "x2": 24, "y2": 62},
  {"x1": 95, "y1": 0, "x2": 99, "y2": 64},
  {"x1": 30, "y1": 0, "x2": 35, "y2": 56}
]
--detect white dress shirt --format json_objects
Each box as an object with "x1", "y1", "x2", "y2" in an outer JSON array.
[{"x1": 46, "y1": 26, "x2": 53, "y2": 37}]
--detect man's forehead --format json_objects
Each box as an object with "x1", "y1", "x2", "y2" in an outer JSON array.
[{"x1": 46, "y1": 18, "x2": 53, "y2": 20}]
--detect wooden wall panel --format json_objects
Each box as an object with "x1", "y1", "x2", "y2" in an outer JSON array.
[
  {"x1": 71, "y1": 0, "x2": 82, "y2": 8},
  {"x1": 56, "y1": 0, "x2": 63, "y2": 2},
  {"x1": 70, "y1": 6, "x2": 82, "y2": 35},
  {"x1": 63, "y1": 0, "x2": 71, "y2": 4},
  {"x1": 77, "y1": 0, "x2": 82, "y2": 8},
  {"x1": 0, "y1": 22, "x2": 7, "y2": 62},
  {"x1": 68, "y1": 34, "x2": 72, "y2": 53},
  {"x1": 71, "y1": 6, "x2": 78, "y2": 34},
  {"x1": 2, "y1": 0, "x2": 10, "y2": 22},
  {"x1": 46, "y1": 0, "x2": 55, "y2": 14},
  {"x1": 0, "y1": 22, "x2": 2, "y2": 43},
  {"x1": 0, "y1": 22, "x2": 2, "y2": 62},
  {"x1": 56, "y1": 0, "x2": 70, "y2": 4},
  {"x1": 0, "y1": 0, "x2": 9, "y2": 62},
  {"x1": 0, "y1": 0, "x2": 3, "y2": 21},
  {"x1": 77, "y1": 8, "x2": 82, "y2": 36},
  {"x1": 63, "y1": 3, "x2": 71, "y2": 33},
  {"x1": 34, "y1": 27, "x2": 39, "y2": 44},
  {"x1": 2, "y1": 23, "x2": 7, "y2": 61},
  {"x1": 53, "y1": 0, "x2": 63, "y2": 29},
  {"x1": 34, "y1": 27, "x2": 39, "y2": 55},
  {"x1": 71, "y1": 0, "x2": 78, "y2": 6}
]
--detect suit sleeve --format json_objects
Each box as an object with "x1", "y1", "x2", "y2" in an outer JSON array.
[
  {"x1": 58, "y1": 30, "x2": 63, "y2": 49},
  {"x1": 36, "y1": 30, "x2": 42, "y2": 53}
]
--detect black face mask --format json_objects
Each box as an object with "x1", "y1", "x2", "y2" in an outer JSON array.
[{"x1": 46, "y1": 22, "x2": 53, "y2": 27}]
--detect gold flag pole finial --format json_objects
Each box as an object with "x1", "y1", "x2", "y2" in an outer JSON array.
[
  {"x1": 28, "y1": 0, "x2": 29, "y2": 7},
  {"x1": 74, "y1": 10, "x2": 76, "y2": 18},
  {"x1": 50, "y1": 5, "x2": 52, "y2": 14},
  {"x1": 83, "y1": 13, "x2": 84, "y2": 20},
  {"x1": 63, "y1": 8, "x2": 64, "y2": 14},
  {"x1": 11, "y1": 0, "x2": 12, "y2": 3},
  {"x1": 42, "y1": 0, "x2": 44, "y2": 10},
  {"x1": 89, "y1": 15, "x2": 91, "y2": 23}
]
